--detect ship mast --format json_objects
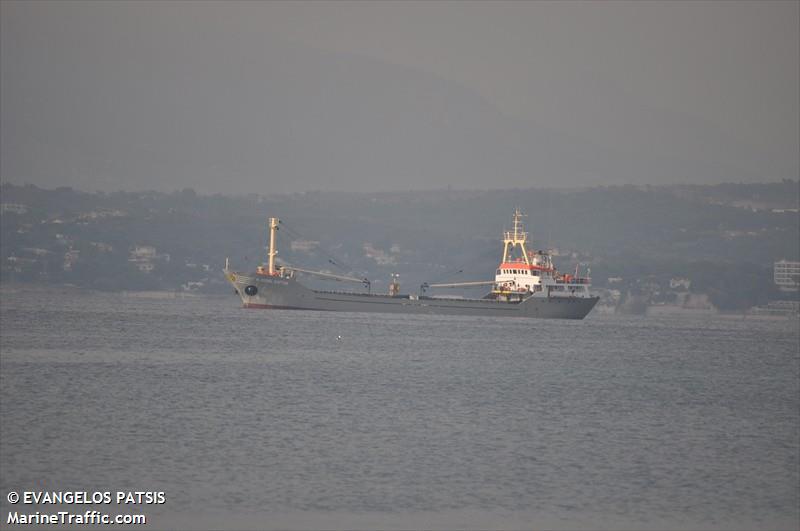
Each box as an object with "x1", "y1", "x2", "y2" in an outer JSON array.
[
  {"x1": 501, "y1": 208, "x2": 531, "y2": 265},
  {"x1": 268, "y1": 217, "x2": 279, "y2": 275}
]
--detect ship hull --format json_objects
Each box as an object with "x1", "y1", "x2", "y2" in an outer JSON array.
[{"x1": 227, "y1": 273, "x2": 599, "y2": 320}]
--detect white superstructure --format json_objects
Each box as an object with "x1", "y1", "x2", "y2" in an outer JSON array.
[{"x1": 489, "y1": 209, "x2": 592, "y2": 300}]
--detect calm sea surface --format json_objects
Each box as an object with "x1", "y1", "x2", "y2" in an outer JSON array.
[{"x1": 1, "y1": 287, "x2": 798, "y2": 530}]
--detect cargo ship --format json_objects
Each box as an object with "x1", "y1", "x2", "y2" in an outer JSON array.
[{"x1": 224, "y1": 210, "x2": 599, "y2": 319}]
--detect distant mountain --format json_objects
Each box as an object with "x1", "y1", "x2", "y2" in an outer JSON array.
[{"x1": 3, "y1": 23, "x2": 793, "y2": 195}]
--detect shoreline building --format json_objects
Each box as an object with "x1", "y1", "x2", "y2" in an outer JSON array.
[{"x1": 774, "y1": 260, "x2": 800, "y2": 291}]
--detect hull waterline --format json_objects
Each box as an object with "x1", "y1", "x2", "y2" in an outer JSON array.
[{"x1": 226, "y1": 273, "x2": 599, "y2": 319}]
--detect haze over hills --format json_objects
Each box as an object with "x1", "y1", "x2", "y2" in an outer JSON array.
[
  {"x1": 2, "y1": 1, "x2": 797, "y2": 195},
  {"x1": 1, "y1": 181, "x2": 797, "y2": 313}
]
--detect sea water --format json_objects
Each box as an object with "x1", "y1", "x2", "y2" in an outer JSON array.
[{"x1": 1, "y1": 287, "x2": 798, "y2": 530}]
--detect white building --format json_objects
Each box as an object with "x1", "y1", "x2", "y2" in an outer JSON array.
[
  {"x1": 129, "y1": 245, "x2": 159, "y2": 273},
  {"x1": 290, "y1": 239, "x2": 319, "y2": 252},
  {"x1": 63, "y1": 250, "x2": 80, "y2": 271},
  {"x1": 670, "y1": 277, "x2": 691, "y2": 290},
  {"x1": 774, "y1": 260, "x2": 800, "y2": 291},
  {"x1": 1, "y1": 203, "x2": 28, "y2": 214},
  {"x1": 130, "y1": 246, "x2": 157, "y2": 260}
]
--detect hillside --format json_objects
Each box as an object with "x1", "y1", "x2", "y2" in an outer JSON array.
[{"x1": 1, "y1": 181, "x2": 798, "y2": 311}]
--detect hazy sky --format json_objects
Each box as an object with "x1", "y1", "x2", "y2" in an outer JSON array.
[{"x1": 1, "y1": 0, "x2": 798, "y2": 194}]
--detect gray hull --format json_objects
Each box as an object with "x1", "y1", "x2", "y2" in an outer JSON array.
[{"x1": 228, "y1": 273, "x2": 599, "y2": 320}]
